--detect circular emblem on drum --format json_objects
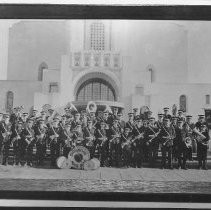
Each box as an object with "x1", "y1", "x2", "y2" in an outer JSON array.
[{"x1": 68, "y1": 146, "x2": 90, "y2": 169}]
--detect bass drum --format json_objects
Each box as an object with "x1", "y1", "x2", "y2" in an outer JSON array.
[
  {"x1": 56, "y1": 156, "x2": 68, "y2": 169},
  {"x1": 68, "y1": 146, "x2": 90, "y2": 169},
  {"x1": 84, "y1": 158, "x2": 100, "y2": 171}
]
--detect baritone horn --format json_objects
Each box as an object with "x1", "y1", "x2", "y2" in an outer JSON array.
[{"x1": 86, "y1": 101, "x2": 97, "y2": 113}]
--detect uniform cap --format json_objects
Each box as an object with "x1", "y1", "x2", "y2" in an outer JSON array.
[
  {"x1": 149, "y1": 117, "x2": 155, "y2": 120},
  {"x1": 178, "y1": 109, "x2": 183, "y2": 113},
  {"x1": 4, "y1": 114, "x2": 10, "y2": 118},
  {"x1": 125, "y1": 127, "x2": 131, "y2": 131},
  {"x1": 186, "y1": 115, "x2": 192, "y2": 118},
  {"x1": 163, "y1": 107, "x2": 169, "y2": 111},
  {"x1": 133, "y1": 108, "x2": 138, "y2": 112}
]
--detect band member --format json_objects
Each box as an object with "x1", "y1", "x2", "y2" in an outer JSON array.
[
  {"x1": 81, "y1": 110, "x2": 88, "y2": 128},
  {"x1": 72, "y1": 124, "x2": 85, "y2": 147},
  {"x1": 177, "y1": 110, "x2": 185, "y2": 122},
  {"x1": 22, "y1": 118, "x2": 35, "y2": 167},
  {"x1": 133, "y1": 108, "x2": 139, "y2": 121},
  {"x1": 126, "y1": 112, "x2": 135, "y2": 131},
  {"x1": 145, "y1": 117, "x2": 160, "y2": 167},
  {"x1": 102, "y1": 111, "x2": 111, "y2": 130},
  {"x1": 89, "y1": 111, "x2": 97, "y2": 128},
  {"x1": 174, "y1": 120, "x2": 189, "y2": 169},
  {"x1": 61, "y1": 122, "x2": 74, "y2": 158},
  {"x1": 171, "y1": 116, "x2": 178, "y2": 129},
  {"x1": 121, "y1": 127, "x2": 132, "y2": 167},
  {"x1": 59, "y1": 115, "x2": 67, "y2": 130},
  {"x1": 71, "y1": 112, "x2": 82, "y2": 130},
  {"x1": 21, "y1": 113, "x2": 29, "y2": 128},
  {"x1": 155, "y1": 113, "x2": 164, "y2": 129},
  {"x1": 10, "y1": 121, "x2": 23, "y2": 166},
  {"x1": 34, "y1": 119, "x2": 47, "y2": 166},
  {"x1": 160, "y1": 118, "x2": 176, "y2": 169},
  {"x1": 48, "y1": 117, "x2": 61, "y2": 167},
  {"x1": 83, "y1": 119, "x2": 96, "y2": 159},
  {"x1": 112, "y1": 107, "x2": 119, "y2": 120},
  {"x1": 95, "y1": 121, "x2": 109, "y2": 167},
  {"x1": 131, "y1": 118, "x2": 145, "y2": 168},
  {"x1": 1, "y1": 114, "x2": 12, "y2": 165},
  {"x1": 10, "y1": 107, "x2": 22, "y2": 126},
  {"x1": 146, "y1": 110, "x2": 153, "y2": 121},
  {"x1": 163, "y1": 107, "x2": 171, "y2": 120},
  {"x1": 109, "y1": 119, "x2": 122, "y2": 167},
  {"x1": 196, "y1": 124, "x2": 210, "y2": 170},
  {"x1": 117, "y1": 112, "x2": 125, "y2": 134},
  {"x1": 195, "y1": 115, "x2": 206, "y2": 129}
]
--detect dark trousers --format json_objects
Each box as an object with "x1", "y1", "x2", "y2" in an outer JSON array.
[
  {"x1": 110, "y1": 142, "x2": 122, "y2": 167},
  {"x1": 63, "y1": 146, "x2": 71, "y2": 158},
  {"x1": 177, "y1": 146, "x2": 188, "y2": 168},
  {"x1": 13, "y1": 145, "x2": 21, "y2": 165},
  {"x1": 122, "y1": 146, "x2": 132, "y2": 167},
  {"x1": 197, "y1": 143, "x2": 208, "y2": 168},
  {"x1": 26, "y1": 145, "x2": 34, "y2": 165},
  {"x1": 148, "y1": 143, "x2": 159, "y2": 167},
  {"x1": 50, "y1": 143, "x2": 60, "y2": 167},
  {"x1": 2, "y1": 143, "x2": 10, "y2": 165},
  {"x1": 36, "y1": 143, "x2": 46, "y2": 165},
  {"x1": 132, "y1": 143, "x2": 144, "y2": 167},
  {"x1": 99, "y1": 142, "x2": 109, "y2": 167},
  {"x1": 161, "y1": 146, "x2": 173, "y2": 168}
]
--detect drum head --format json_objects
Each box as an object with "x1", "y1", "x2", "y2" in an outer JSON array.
[{"x1": 56, "y1": 156, "x2": 67, "y2": 169}]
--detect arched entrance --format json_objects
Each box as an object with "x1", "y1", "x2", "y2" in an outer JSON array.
[{"x1": 76, "y1": 78, "x2": 116, "y2": 102}]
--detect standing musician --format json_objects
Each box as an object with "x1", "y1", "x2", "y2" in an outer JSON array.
[
  {"x1": 163, "y1": 107, "x2": 172, "y2": 120},
  {"x1": 131, "y1": 117, "x2": 145, "y2": 168},
  {"x1": 196, "y1": 124, "x2": 210, "y2": 170},
  {"x1": 146, "y1": 110, "x2": 153, "y2": 121},
  {"x1": 174, "y1": 119, "x2": 189, "y2": 169},
  {"x1": 21, "y1": 113, "x2": 29, "y2": 128},
  {"x1": 10, "y1": 121, "x2": 23, "y2": 166},
  {"x1": 155, "y1": 113, "x2": 164, "y2": 129},
  {"x1": 160, "y1": 118, "x2": 176, "y2": 169},
  {"x1": 117, "y1": 112, "x2": 125, "y2": 134},
  {"x1": 48, "y1": 117, "x2": 61, "y2": 167},
  {"x1": 1, "y1": 114, "x2": 12, "y2": 165},
  {"x1": 126, "y1": 112, "x2": 136, "y2": 132},
  {"x1": 60, "y1": 122, "x2": 74, "y2": 158},
  {"x1": 133, "y1": 108, "x2": 139, "y2": 121},
  {"x1": 72, "y1": 124, "x2": 85, "y2": 147},
  {"x1": 171, "y1": 116, "x2": 178, "y2": 129},
  {"x1": 177, "y1": 110, "x2": 185, "y2": 122},
  {"x1": 81, "y1": 110, "x2": 88, "y2": 129},
  {"x1": 71, "y1": 112, "x2": 82, "y2": 130},
  {"x1": 21, "y1": 118, "x2": 35, "y2": 167},
  {"x1": 145, "y1": 117, "x2": 160, "y2": 167},
  {"x1": 101, "y1": 111, "x2": 111, "y2": 130},
  {"x1": 83, "y1": 119, "x2": 96, "y2": 159},
  {"x1": 89, "y1": 111, "x2": 98, "y2": 129},
  {"x1": 34, "y1": 119, "x2": 47, "y2": 166},
  {"x1": 95, "y1": 121, "x2": 109, "y2": 167},
  {"x1": 121, "y1": 127, "x2": 133, "y2": 168},
  {"x1": 109, "y1": 119, "x2": 122, "y2": 167},
  {"x1": 195, "y1": 115, "x2": 206, "y2": 130},
  {"x1": 10, "y1": 107, "x2": 22, "y2": 126}
]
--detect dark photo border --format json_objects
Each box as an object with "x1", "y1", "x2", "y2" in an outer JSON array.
[{"x1": 0, "y1": 3, "x2": 211, "y2": 205}]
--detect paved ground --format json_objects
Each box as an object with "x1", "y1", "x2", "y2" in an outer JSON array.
[{"x1": 0, "y1": 165, "x2": 211, "y2": 193}]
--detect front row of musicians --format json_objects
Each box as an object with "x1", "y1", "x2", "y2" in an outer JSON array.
[{"x1": 0, "y1": 110, "x2": 209, "y2": 170}]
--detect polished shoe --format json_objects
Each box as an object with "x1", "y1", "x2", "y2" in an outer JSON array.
[{"x1": 202, "y1": 166, "x2": 208, "y2": 170}]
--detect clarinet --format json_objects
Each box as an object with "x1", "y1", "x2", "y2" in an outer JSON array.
[
  {"x1": 98, "y1": 129, "x2": 107, "y2": 147},
  {"x1": 49, "y1": 125, "x2": 59, "y2": 144}
]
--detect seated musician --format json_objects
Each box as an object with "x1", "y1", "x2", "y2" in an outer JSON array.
[
  {"x1": 197, "y1": 124, "x2": 210, "y2": 170},
  {"x1": 160, "y1": 118, "x2": 176, "y2": 169},
  {"x1": 95, "y1": 121, "x2": 109, "y2": 167},
  {"x1": 121, "y1": 127, "x2": 132, "y2": 168},
  {"x1": 145, "y1": 117, "x2": 160, "y2": 167},
  {"x1": 174, "y1": 119, "x2": 189, "y2": 169},
  {"x1": 34, "y1": 119, "x2": 47, "y2": 166},
  {"x1": 109, "y1": 118, "x2": 122, "y2": 167},
  {"x1": 83, "y1": 119, "x2": 96, "y2": 159}
]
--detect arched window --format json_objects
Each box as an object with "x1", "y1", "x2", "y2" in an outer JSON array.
[
  {"x1": 90, "y1": 22, "x2": 105, "y2": 51},
  {"x1": 179, "y1": 95, "x2": 187, "y2": 112},
  {"x1": 147, "y1": 65, "x2": 156, "y2": 83},
  {"x1": 6, "y1": 91, "x2": 14, "y2": 113},
  {"x1": 38, "y1": 62, "x2": 48, "y2": 81},
  {"x1": 76, "y1": 78, "x2": 116, "y2": 101}
]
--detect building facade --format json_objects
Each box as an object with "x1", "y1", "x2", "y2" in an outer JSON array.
[{"x1": 0, "y1": 20, "x2": 211, "y2": 120}]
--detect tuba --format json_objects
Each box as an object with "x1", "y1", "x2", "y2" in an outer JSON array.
[{"x1": 86, "y1": 101, "x2": 97, "y2": 113}]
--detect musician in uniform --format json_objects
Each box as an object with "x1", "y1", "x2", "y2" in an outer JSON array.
[
  {"x1": 81, "y1": 110, "x2": 88, "y2": 129},
  {"x1": 174, "y1": 119, "x2": 189, "y2": 169},
  {"x1": 83, "y1": 119, "x2": 96, "y2": 159},
  {"x1": 171, "y1": 116, "x2": 178, "y2": 129},
  {"x1": 95, "y1": 121, "x2": 109, "y2": 167},
  {"x1": 177, "y1": 110, "x2": 185, "y2": 122},
  {"x1": 10, "y1": 121, "x2": 23, "y2": 166},
  {"x1": 10, "y1": 107, "x2": 22, "y2": 126},
  {"x1": 72, "y1": 123, "x2": 85, "y2": 147},
  {"x1": 145, "y1": 117, "x2": 160, "y2": 167},
  {"x1": 1, "y1": 114, "x2": 12, "y2": 165},
  {"x1": 117, "y1": 112, "x2": 125, "y2": 134},
  {"x1": 155, "y1": 113, "x2": 164, "y2": 129},
  {"x1": 163, "y1": 107, "x2": 172, "y2": 120},
  {"x1": 160, "y1": 118, "x2": 176, "y2": 169},
  {"x1": 102, "y1": 111, "x2": 111, "y2": 130},
  {"x1": 133, "y1": 108, "x2": 139, "y2": 121},
  {"x1": 71, "y1": 112, "x2": 82, "y2": 130},
  {"x1": 131, "y1": 117, "x2": 145, "y2": 168},
  {"x1": 109, "y1": 118, "x2": 122, "y2": 167},
  {"x1": 197, "y1": 124, "x2": 210, "y2": 170},
  {"x1": 126, "y1": 112, "x2": 135, "y2": 131},
  {"x1": 21, "y1": 118, "x2": 35, "y2": 167},
  {"x1": 21, "y1": 112, "x2": 29, "y2": 128},
  {"x1": 146, "y1": 110, "x2": 153, "y2": 121},
  {"x1": 34, "y1": 119, "x2": 47, "y2": 166},
  {"x1": 121, "y1": 127, "x2": 132, "y2": 167},
  {"x1": 195, "y1": 115, "x2": 206, "y2": 130},
  {"x1": 48, "y1": 117, "x2": 61, "y2": 167},
  {"x1": 60, "y1": 122, "x2": 74, "y2": 158}
]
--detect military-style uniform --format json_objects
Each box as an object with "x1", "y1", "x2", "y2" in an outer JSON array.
[
  {"x1": 34, "y1": 123, "x2": 47, "y2": 166},
  {"x1": 109, "y1": 122, "x2": 122, "y2": 167},
  {"x1": 160, "y1": 121, "x2": 176, "y2": 169},
  {"x1": 145, "y1": 124, "x2": 160, "y2": 167},
  {"x1": 83, "y1": 125, "x2": 96, "y2": 159}
]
